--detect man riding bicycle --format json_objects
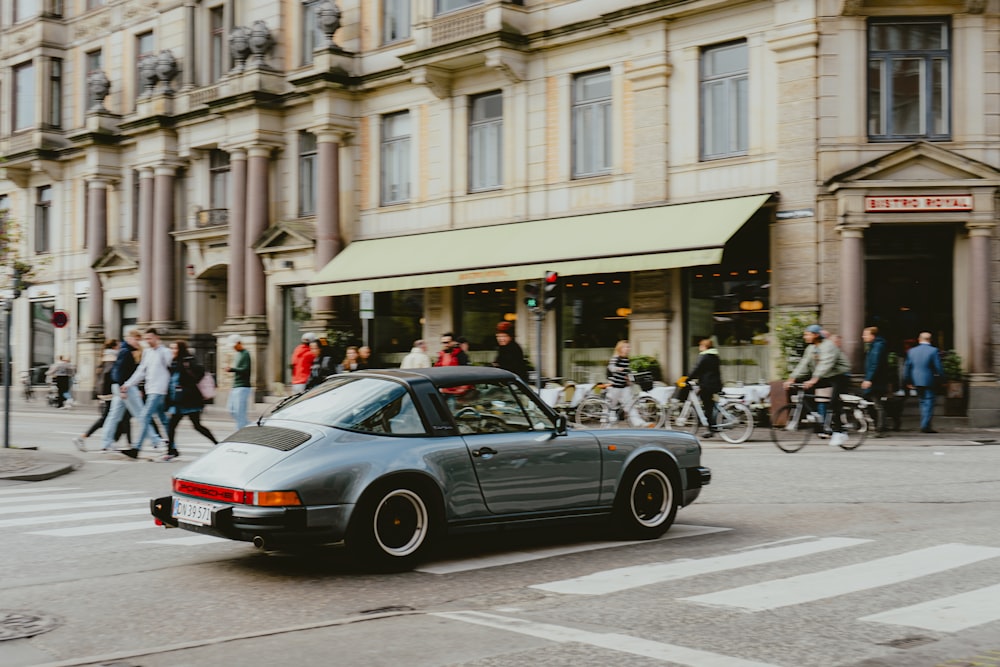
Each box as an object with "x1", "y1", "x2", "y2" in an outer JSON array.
[{"x1": 784, "y1": 324, "x2": 851, "y2": 447}]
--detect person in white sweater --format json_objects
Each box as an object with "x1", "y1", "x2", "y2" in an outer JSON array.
[
  {"x1": 400, "y1": 340, "x2": 433, "y2": 369},
  {"x1": 118, "y1": 328, "x2": 174, "y2": 458}
]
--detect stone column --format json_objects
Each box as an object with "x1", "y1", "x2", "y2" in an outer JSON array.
[
  {"x1": 86, "y1": 178, "x2": 109, "y2": 332},
  {"x1": 152, "y1": 164, "x2": 176, "y2": 324},
  {"x1": 227, "y1": 148, "x2": 247, "y2": 320},
  {"x1": 182, "y1": 0, "x2": 197, "y2": 90},
  {"x1": 839, "y1": 227, "x2": 865, "y2": 370},
  {"x1": 138, "y1": 167, "x2": 155, "y2": 324},
  {"x1": 244, "y1": 146, "x2": 270, "y2": 319},
  {"x1": 968, "y1": 226, "x2": 992, "y2": 377},
  {"x1": 314, "y1": 131, "x2": 342, "y2": 316}
]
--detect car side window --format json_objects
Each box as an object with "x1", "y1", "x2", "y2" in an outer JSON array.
[
  {"x1": 444, "y1": 382, "x2": 552, "y2": 435},
  {"x1": 508, "y1": 383, "x2": 555, "y2": 431}
]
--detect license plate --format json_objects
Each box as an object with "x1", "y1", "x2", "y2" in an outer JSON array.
[{"x1": 172, "y1": 497, "x2": 219, "y2": 526}]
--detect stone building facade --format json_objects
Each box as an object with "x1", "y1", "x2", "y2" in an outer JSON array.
[{"x1": 0, "y1": 0, "x2": 997, "y2": 424}]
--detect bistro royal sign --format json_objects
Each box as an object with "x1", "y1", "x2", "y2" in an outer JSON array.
[{"x1": 865, "y1": 195, "x2": 973, "y2": 212}]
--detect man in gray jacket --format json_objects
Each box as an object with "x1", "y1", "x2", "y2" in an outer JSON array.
[{"x1": 784, "y1": 324, "x2": 852, "y2": 447}]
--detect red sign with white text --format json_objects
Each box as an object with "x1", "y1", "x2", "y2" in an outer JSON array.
[{"x1": 864, "y1": 195, "x2": 973, "y2": 212}]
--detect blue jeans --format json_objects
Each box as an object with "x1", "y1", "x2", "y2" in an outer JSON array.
[
  {"x1": 228, "y1": 386, "x2": 251, "y2": 430},
  {"x1": 135, "y1": 393, "x2": 169, "y2": 450},
  {"x1": 916, "y1": 386, "x2": 936, "y2": 430},
  {"x1": 101, "y1": 384, "x2": 149, "y2": 450}
]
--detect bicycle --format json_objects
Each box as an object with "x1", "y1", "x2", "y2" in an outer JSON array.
[
  {"x1": 770, "y1": 383, "x2": 872, "y2": 452},
  {"x1": 575, "y1": 373, "x2": 664, "y2": 429},
  {"x1": 663, "y1": 379, "x2": 755, "y2": 444}
]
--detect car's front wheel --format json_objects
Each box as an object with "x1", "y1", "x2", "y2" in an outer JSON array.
[
  {"x1": 613, "y1": 462, "x2": 679, "y2": 540},
  {"x1": 346, "y1": 482, "x2": 435, "y2": 571}
]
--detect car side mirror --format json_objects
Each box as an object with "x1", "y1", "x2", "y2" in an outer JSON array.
[{"x1": 554, "y1": 414, "x2": 568, "y2": 435}]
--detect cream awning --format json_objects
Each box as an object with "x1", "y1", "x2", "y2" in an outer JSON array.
[{"x1": 307, "y1": 194, "x2": 771, "y2": 297}]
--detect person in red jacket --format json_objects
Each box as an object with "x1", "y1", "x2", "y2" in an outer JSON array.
[{"x1": 290, "y1": 332, "x2": 317, "y2": 393}]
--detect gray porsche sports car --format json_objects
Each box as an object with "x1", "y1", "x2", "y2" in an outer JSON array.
[{"x1": 151, "y1": 366, "x2": 710, "y2": 570}]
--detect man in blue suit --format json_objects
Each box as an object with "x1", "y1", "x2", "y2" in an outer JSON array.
[{"x1": 903, "y1": 331, "x2": 943, "y2": 433}]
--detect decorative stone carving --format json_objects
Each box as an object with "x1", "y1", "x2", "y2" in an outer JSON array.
[
  {"x1": 138, "y1": 54, "x2": 158, "y2": 98},
  {"x1": 248, "y1": 20, "x2": 274, "y2": 69},
  {"x1": 317, "y1": 1, "x2": 342, "y2": 48},
  {"x1": 155, "y1": 50, "x2": 178, "y2": 95},
  {"x1": 86, "y1": 70, "x2": 111, "y2": 113},
  {"x1": 229, "y1": 26, "x2": 252, "y2": 73}
]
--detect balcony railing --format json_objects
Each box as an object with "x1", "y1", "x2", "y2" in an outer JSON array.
[{"x1": 197, "y1": 208, "x2": 229, "y2": 227}]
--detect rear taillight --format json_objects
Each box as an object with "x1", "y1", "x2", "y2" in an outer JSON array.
[{"x1": 172, "y1": 479, "x2": 301, "y2": 506}]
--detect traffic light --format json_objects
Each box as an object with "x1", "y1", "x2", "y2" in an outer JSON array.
[
  {"x1": 543, "y1": 271, "x2": 559, "y2": 311},
  {"x1": 523, "y1": 282, "x2": 540, "y2": 310}
]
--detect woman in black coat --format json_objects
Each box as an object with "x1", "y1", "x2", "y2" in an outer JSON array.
[
  {"x1": 687, "y1": 338, "x2": 722, "y2": 437},
  {"x1": 163, "y1": 340, "x2": 217, "y2": 461}
]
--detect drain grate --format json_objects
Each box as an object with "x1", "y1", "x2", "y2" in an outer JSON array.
[
  {"x1": 878, "y1": 635, "x2": 937, "y2": 650},
  {"x1": 0, "y1": 610, "x2": 61, "y2": 641}
]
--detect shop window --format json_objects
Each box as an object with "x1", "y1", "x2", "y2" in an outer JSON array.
[
  {"x1": 572, "y1": 70, "x2": 612, "y2": 178},
  {"x1": 867, "y1": 18, "x2": 950, "y2": 141},
  {"x1": 558, "y1": 274, "x2": 630, "y2": 382},
  {"x1": 373, "y1": 289, "x2": 424, "y2": 357},
  {"x1": 456, "y1": 283, "x2": 518, "y2": 362},
  {"x1": 701, "y1": 40, "x2": 748, "y2": 160}
]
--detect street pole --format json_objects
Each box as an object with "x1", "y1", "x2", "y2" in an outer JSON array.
[
  {"x1": 3, "y1": 298, "x2": 11, "y2": 448},
  {"x1": 535, "y1": 306, "x2": 544, "y2": 393}
]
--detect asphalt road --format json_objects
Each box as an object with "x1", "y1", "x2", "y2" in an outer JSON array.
[{"x1": 1, "y1": 402, "x2": 998, "y2": 667}]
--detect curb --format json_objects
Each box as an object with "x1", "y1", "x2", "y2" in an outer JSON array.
[{"x1": 0, "y1": 449, "x2": 84, "y2": 482}]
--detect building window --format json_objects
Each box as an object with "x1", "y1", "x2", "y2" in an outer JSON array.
[
  {"x1": 31, "y1": 301, "x2": 55, "y2": 373},
  {"x1": 301, "y1": 0, "x2": 322, "y2": 65},
  {"x1": 46, "y1": 58, "x2": 62, "y2": 129},
  {"x1": 129, "y1": 170, "x2": 140, "y2": 242},
  {"x1": 469, "y1": 91, "x2": 502, "y2": 192},
  {"x1": 381, "y1": 112, "x2": 411, "y2": 205},
  {"x1": 209, "y1": 150, "x2": 229, "y2": 210},
  {"x1": 86, "y1": 49, "x2": 102, "y2": 75},
  {"x1": 35, "y1": 185, "x2": 52, "y2": 253},
  {"x1": 298, "y1": 132, "x2": 318, "y2": 216},
  {"x1": 572, "y1": 69, "x2": 612, "y2": 178},
  {"x1": 118, "y1": 299, "x2": 137, "y2": 342},
  {"x1": 210, "y1": 6, "x2": 225, "y2": 80},
  {"x1": 136, "y1": 32, "x2": 155, "y2": 100},
  {"x1": 701, "y1": 41, "x2": 748, "y2": 160},
  {"x1": 86, "y1": 0, "x2": 105, "y2": 9},
  {"x1": 13, "y1": 61, "x2": 35, "y2": 132},
  {"x1": 868, "y1": 18, "x2": 950, "y2": 140},
  {"x1": 14, "y1": 0, "x2": 36, "y2": 22},
  {"x1": 383, "y1": 0, "x2": 411, "y2": 43},
  {"x1": 435, "y1": 0, "x2": 480, "y2": 15}
]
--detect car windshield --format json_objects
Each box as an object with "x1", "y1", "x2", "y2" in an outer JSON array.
[{"x1": 270, "y1": 377, "x2": 425, "y2": 435}]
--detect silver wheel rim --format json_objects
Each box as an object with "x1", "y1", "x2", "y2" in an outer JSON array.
[
  {"x1": 373, "y1": 489, "x2": 429, "y2": 558},
  {"x1": 629, "y1": 469, "x2": 672, "y2": 528}
]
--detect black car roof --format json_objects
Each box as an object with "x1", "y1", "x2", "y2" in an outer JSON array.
[{"x1": 354, "y1": 366, "x2": 519, "y2": 387}]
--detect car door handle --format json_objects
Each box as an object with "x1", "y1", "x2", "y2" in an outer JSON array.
[{"x1": 472, "y1": 447, "x2": 497, "y2": 458}]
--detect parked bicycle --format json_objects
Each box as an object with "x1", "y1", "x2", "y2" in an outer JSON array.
[
  {"x1": 575, "y1": 372, "x2": 664, "y2": 429},
  {"x1": 770, "y1": 383, "x2": 872, "y2": 452},
  {"x1": 664, "y1": 379, "x2": 755, "y2": 444}
]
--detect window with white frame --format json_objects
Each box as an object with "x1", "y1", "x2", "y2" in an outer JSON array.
[
  {"x1": 136, "y1": 32, "x2": 155, "y2": 100},
  {"x1": 381, "y1": 112, "x2": 411, "y2": 205},
  {"x1": 701, "y1": 41, "x2": 748, "y2": 160},
  {"x1": 208, "y1": 5, "x2": 225, "y2": 81},
  {"x1": 867, "y1": 18, "x2": 950, "y2": 141},
  {"x1": 46, "y1": 58, "x2": 62, "y2": 129},
  {"x1": 35, "y1": 185, "x2": 52, "y2": 254},
  {"x1": 209, "y1": 150, "x2": 230, "y2": 210},
  {"x1": 85, "y1": 49, "x2": 103, "y2": 110},
  {"x1": 14, "y1": 0, "x2": 36, "y2": 22},
  {"x1": 469, "y1": 91, "x2": 502, "y2": 192},
  {"x1": 435, "y1": 0, "x2": 480, "y2": 15},
  {"x1": 383, "y1": 0, "x2": 411, "y2": 43},
  {"x1": 572, "y1": 70, "x2": 612, "y2": 178},
  {"x1": 299, "y1": 131, "x2": 317, "y2": 216},
  {"x1": 13, "y1": 61, "x2": 35, "y2": 132},
  {"x1": 301, "y1": 0, "x2": 323, "y2": 65}
]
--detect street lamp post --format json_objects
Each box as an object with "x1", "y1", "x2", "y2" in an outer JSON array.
[{"x1": 4, "y1": 266, "x2": 22, "y2": 449}]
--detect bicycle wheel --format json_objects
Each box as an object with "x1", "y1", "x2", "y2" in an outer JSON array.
[
  {"x1": 837, "y1": 406, "x2": 869, "y2": 450},
  {"x1": 669, "y1": 402, "x2": 701, "y2": 435},
  {"x1": 717, "y1": 403, "x2": 754, "y2": 444},
  {"x1": 576, "y1": 396, "x2": 611, "y2": 429},
  {"x1": 631, "y1": 396, "x2": 665, "y2": 428},
  {"x1": 770, "y1": 404, "x2": 810, "y2": 453}
]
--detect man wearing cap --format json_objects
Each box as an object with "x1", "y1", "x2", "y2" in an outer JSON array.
[
  {"x1": 785, "y1": 324, "x2": 852, "y2": 447},
  {"x1": 226, "y1": 335, "x2": 252, "y2": 430},
  {"x1": 290, "y1": 333, "x2": 317, "y2": 394}
]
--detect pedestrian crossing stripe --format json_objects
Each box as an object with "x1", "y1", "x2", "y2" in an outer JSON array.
[
  {"x1": 0, "y1": 496, "x2": 149, "y2": 515},
  {"x1": 0, "y1": 486, "x2": 79, "y2": 496},
  {"x1": 141, "y1": 534, "x2": 232, "y2": 546},
  {"x1": 28, "y1": 520, "x2": 154, "y2": 537},
  {"x1": 0, "y1": 507, "x2": 145, "y2": 528},
  {"x1": 859, "y1": 582, "x2": 1000, "y2": 632},
  {"x1": 0, "y1": 490, "x2": 138, "y2": 504}
]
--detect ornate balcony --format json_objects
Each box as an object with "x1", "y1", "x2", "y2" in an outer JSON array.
[{"x1": 197, "y1": 208, "x2": 229, "y2": 228}]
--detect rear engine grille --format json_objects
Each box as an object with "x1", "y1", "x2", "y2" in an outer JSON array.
[{"x1": 222, "y1": 426, "x2": 312, "y2": 451}]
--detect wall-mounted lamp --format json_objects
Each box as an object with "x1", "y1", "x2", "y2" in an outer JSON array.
[{"x1": 739, "y1": 300, "x2": 764, "y2": 311}]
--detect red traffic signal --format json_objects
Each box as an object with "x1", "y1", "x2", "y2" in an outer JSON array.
[{"x1": 543, "y1": 271, "x2": 559, "y2": 311}]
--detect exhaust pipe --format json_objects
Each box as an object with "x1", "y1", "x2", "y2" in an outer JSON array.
[{"x1": 253, "y1": 535, "x2": 266, "y2": 550}]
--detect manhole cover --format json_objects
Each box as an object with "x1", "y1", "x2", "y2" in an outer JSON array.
[
  {"x1": 878, "y1": 635, "x2": 937, "y2": 649},
  {"x1": 0, "y1": 610, "x2": 61, "y2": 641}
]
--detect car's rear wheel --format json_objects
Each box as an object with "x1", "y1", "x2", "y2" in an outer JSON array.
[
  {"x1": 612, "y1": 461, "x2": 679, "y2": 540},
  {"x1": 346, "y1": 482, "x2": 435, "y2": 571}
]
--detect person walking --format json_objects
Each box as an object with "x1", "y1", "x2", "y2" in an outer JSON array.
[
  {"x1": 289, "y1": 332, "x2": 317, "y2": 394},
  {"x1": 305, "y1": 338, "x2": 337, "y2": 390},
  {"x1": 606, "y1": 340, "x2": 632, "y2": 420},
  {"x1": 73, "y1": 341, "x2": 131, "y2": 451},
  {"x1": 118, "y1": 328, "x2": 173, "y2": 458},
  {"x1": 784, "y1": 324, "x2": 852, "y2": 447},
  {"x1": 98, "y1": 329, "x2": 160, "y2": 453},
  {"x1": 686, "y1": 338, "x2": 722, "y2": 438},
  {"x1": 903, "y1": 330, "x2": 943, "y2": 434},
  {"x1": 357, "y1": 345, "x2": 373, "y2": 370},
  {"x1": 492, "y1": 322, "x2": 528, "y2": 381},
  {"x1": 226, "y1": 334, "x2": 252, "y2": 430},
  {"x1": 436, "y1": 332, "x2": 469, "y2": 367},
  {"x1": 160, "y1": 340, "x2": 217, "y2": 461},
  {"x1": 338, "y1": 346, "x2": 361, "y2": 373},
  {"x1": 861, "y1": 326, "x2": 890, "y2": 437},
  {"x1": 47, "y1": 356, "x2": 76, "y2": 409},
  {"x1": 400, "y1": 340, "x2": 433, "y2": 369}
]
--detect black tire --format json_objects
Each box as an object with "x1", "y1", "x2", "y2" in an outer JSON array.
[
  {"x1": 770, "y1": 404, "x2": 810, "y2": 452},
  {"x1": 838, "y1": 407, "x2": 869, "y2": 450},
  {"x1": 613, "y1": 461, "x2": 679, "y2": 539},
  {"x1": 345, "y1": 482, "x2": 435, "y2": 571},
  {"x1": 576, "y1": 396, "x2": 610, "y2": 428},
  {"x1": 717, "y1": 403, "x2": 754, "y2": 444}
]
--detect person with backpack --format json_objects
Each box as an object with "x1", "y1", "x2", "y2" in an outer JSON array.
[
  {"x1": 73, "y1": 340, "x2": 131, "y2": 451},
  {"x1": 159, "y1": 339, "x2": 218, "y2": 461}
]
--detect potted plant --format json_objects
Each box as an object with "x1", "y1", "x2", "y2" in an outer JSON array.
[
  {"x1": 940, "y1": 349, "x2": 966, "y2": 416},
  {"x1": 630, "y1": 355, "x2": 662, "y2": 382}
]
